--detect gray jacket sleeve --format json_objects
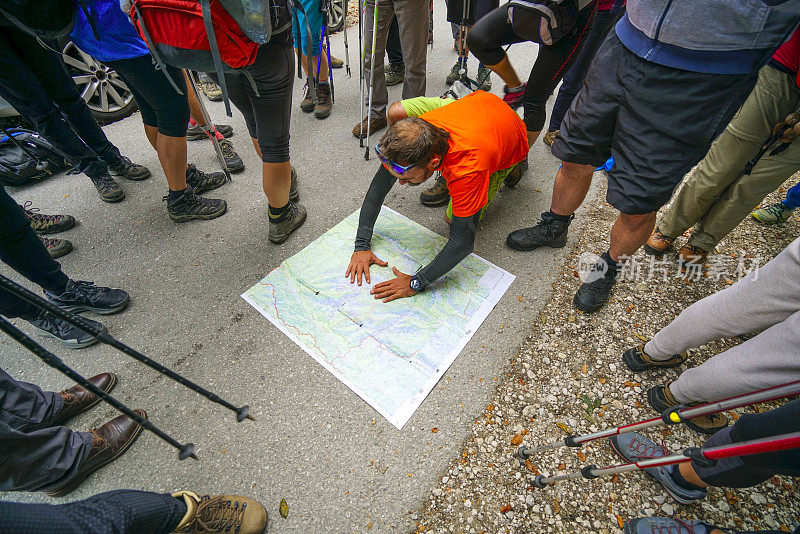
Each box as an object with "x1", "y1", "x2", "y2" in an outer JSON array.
[
  {"x1": 354, "y1": 165, "x2": 396, "y2": 251},
  {"x1": 415, "y1": 211, "x2": 481, "y2": 288}
]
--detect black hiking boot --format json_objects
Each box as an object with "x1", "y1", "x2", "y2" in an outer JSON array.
[
  {"x1": 45, "y1": 280, "x2": 130, "y2": 315},
  {"x1": 573, "y1": 260, "x2": 617, "y2": 313},
  {"x1": 108, "y1": 155, "x2": 150, "y2": 181},
  {"x1": 219, "y1": 139, "x2": 244, "y2": 173},
  {"x1": 506, "y1": 212, "x2": 572, "y2": 251},
  {"x1": 647, "y1": 382, "x2": 729, "y2": 435},
  {"x1": 165, "y1": 189, "x2": 227, "y2": 223},
  {"x1": 28, "y1": 310, "x2": 106, "y2": 349},
  {"x1": 420, "y1": 172, "x2": 449, "y2": 207},
  {"x1": 185, "y1": 164, "x2": 227, "y2": 194},
  {"x1": 504, "y1": 156, "x2": 528, "y2": 188}
]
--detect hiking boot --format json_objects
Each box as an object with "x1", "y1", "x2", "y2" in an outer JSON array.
[
  {"x1": 41, "y1": 236, "x2": 73, "y2": 259},
  {"x1": 622, "y1": 344, "x2": 688, "y2": 372},
  {"x1": 503, "y1": 83, "x2": 526, "y2": 110},
  {"x1": 624, "y1": 517, "x2": 716, "y2": 534},
  {"x1": 446, "y1": 60, "x2": 465, "y2": 85},
  {"x1": 28, "y1": 310, "x2": 106, "y2": 349},
  {"x1": 166, "y1": 190, "x2": 227, "y2": 223},
  {"x1": 185, "y1": 163, "x2": 227, "y2": 194},
  {"x1": 677, "y1": 243, "x2": 709, "y2": 267},
  {"x1": 352, "y1": 115, "x2": 388, "y2": 139},
  {"x1": 506, "y1": 212, "x2": 572, "y2": 251},
  {"x1": 44, "y1": 410, "x2": 146, "y2": 497},
  {"x1": 609, "y1": 432, "x2": 707, "y2": 504},
  {"x1": 385, "y1": 62, "x2": 405, "y2": 86},
  {"x1": 574, "y1": 266, "x2": 617, "y2": 313},
  {"x1": 90, "y1": 174, "x2": 125, "y2": 202},
  {"x1": 199, "y1": 78, "x2": 223, "y2": 101},
  {"x1": 186, "y1": 123, "x2": 234, "y2": 141},
  {"x1": 290, "y1": 166, "x2": 299, "y2": 202},
  {"x1": 504, "y1": 156, "x2": 528, "y2": 188},
  {"x1": 269, "y1": 202, "x2": 307, "y2": 244},
  {"x1": 172, "y1": 491, "x2": 268, "y2": 534},
  {"x1": 647, "y1": 382, "x2": 729, "y2": 435},
  {"x1": 477, "y1": 64, "x2": 492, "y2": 91},
  {"x1": 331, "y1": 56, "x2": 344, "y2": 69},
  {"x1": 108, "y1": 155, "x2": 150, "y2": 181},
  {"x1": 219, "y1": 138, "x2": 245, "y2": 173},
  {"x1": 314, "y1": 82, "x2": 332, "y2": 119},
  {"x1": 22, "y1": 202, "x2": 76, "y2": 234},
  {"x1": 300, "y1": 82, "x2": 315, "y2": 113},
  {"x1": 542, "y1": 130, "x2": 559, "y2": 147},
  {"x1": 45, "y1": 279, "x2": 130, "y2": 315},
  {"x1": 420, "y1": 172, "x2": 449, "y2": 206},
  {"x1": 51, "y1": 372, "x2": 117, "y2": 426},
  {"x1": 751, "y1": 202, "x2": 796, "y2": 224},
  {"x1": 644, "y1": 226, "x2": 676, "y2": 256}
]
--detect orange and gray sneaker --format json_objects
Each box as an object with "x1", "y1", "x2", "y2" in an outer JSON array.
[
  {"x1": 647, "y1": 381, "x2": 729, "y2": 435},
  {"x1": 622, "y1": 343, "x2": 687, "y2": 372},
  {"x1": 172, "y1": 491, "x2": 268, "y2": 534},
  {"x1": 643, "y1": 226, "x2": 676, "y2": 256},
  {"x1": 677, "y1": 243, "x2": 709, "y2": 267}
]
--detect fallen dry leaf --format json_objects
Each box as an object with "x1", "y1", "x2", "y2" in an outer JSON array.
[
  {"x1": 432, "y1": 427, "x2": 439, "y2": 433},
  {"x1": 511, "y1": 434, "x2": 523, "y2": 446},
  {"x1": 279, "y1": 499, "x2": 289, "y2": 519}
]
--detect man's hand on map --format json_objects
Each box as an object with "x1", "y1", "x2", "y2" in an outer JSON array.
[
  {"x1": 346, "y1": 250, "x2": 389, "y2": 285},
  {"x1": 371, "y1": 267, "x2": 418, "y2": 302}
]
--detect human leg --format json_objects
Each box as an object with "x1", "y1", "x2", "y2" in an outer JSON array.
[
  {"x1": 394, "y1": 0, "x2": 428, "y2": 100},
  {"x1": 467, "y1": 5, "x2": 524, "y2": 88},
  {"x1": 361, "y1": 0, "x2": 393, "y2": 118},
  {"x1": 0, "y1": 367, "x2": 63, "y2": 433}
]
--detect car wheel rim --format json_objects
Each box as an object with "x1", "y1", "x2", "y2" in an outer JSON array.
[
  {"x1": 61, "y1": 42, "x2": 134, "y2": 115},
  {"x1": 327, "y1": 0, "x2": 344, "y2": 29}
]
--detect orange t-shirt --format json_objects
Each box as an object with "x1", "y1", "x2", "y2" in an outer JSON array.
[{"x1": 419, "y1": 91, "x2": 528, "y2": 217}]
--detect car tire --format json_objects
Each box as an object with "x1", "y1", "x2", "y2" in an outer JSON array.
[
  {"x1": 326, "y1": 0, "x2": 345, "y2": 33},
  {"x1": 60, "y1": 41, "x2": 138, "y2": 126}
]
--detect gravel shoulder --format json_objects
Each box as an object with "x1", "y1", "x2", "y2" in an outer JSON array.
[{"x1": 415, "y1": 173, "x2": 800, "y2": 534}]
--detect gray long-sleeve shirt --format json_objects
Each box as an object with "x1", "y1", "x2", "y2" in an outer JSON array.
[{"x1": 354, "y1": 165, "x2": 481, "y2": 289}]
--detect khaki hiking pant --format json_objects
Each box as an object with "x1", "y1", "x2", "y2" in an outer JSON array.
[
  {"x1": 658, "y1": 65, "x2": 800, "y2": 252},
  {"x1": 645, "y1": 237, "x2": 800, "y2": 405}
]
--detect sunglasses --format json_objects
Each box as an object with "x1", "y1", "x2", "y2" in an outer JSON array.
[{"x1": 375, "y1": 144, "x2": 418, "y2": 176}]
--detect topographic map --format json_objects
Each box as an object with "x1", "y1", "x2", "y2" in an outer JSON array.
[{"x1": 242, "y1": 207, "x2": 514, "y2": 428}]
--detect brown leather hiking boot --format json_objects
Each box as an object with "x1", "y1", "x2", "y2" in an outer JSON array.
[
  {"x1": 300, "y1": 82, "x2": 314, "y2": 113},
  {"x1": 51, "y1": 373, "x2": 118, "y2": 426},
  {"x1": 542, "y1": 130, "x2": 559, "y2": 147},
  {"x1": 677, "y1": 243, "x2": 709, "y2": 267},
  {"x1": 314, "y1": 82, "x2": 332, "y2": 119},
  {"x1": 40, "y1": 236, "x2": 73, "y2": 259},
  {"x1": 352, "y1": 115, "x2": 387, "y2": 139},
  {"x1": 44, "y1": 410, "x2": 146, "y2": 497},
  {"x1": 647, "y1": 382, "x2": 728, "y2": 435},
  {"x1": 172, "y1": 491, "x2": 268, "y2": 534},
  {"x1": 643, "y1": 226, "x2": 676, "y2": 256},
  {"x1": 621, "y1": 344, "x2": 687, "y2": 372}
]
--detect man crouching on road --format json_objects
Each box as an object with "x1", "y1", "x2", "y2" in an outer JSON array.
[{"x1": 346, "y1": 90, "x2": 528, "y2": 302}]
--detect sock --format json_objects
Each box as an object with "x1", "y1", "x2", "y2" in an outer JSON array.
[
  {"x1": 189, "y1": 117, "x2": 197, "y2": 127},
  {"x1": 508, "y1": 84, "x2": 525, "y2": 93},
  {"x1": 671, "y1": 466, "x2": 706, "y2": 492},
  {"x1": 318, "y1": 80, "x2": 329, "y2": 86},
  {"x1": 269, "y1": 202, "x2": 291, "y2": 223},
  {"x1": 168, "y1": 188, "x2": 187, "y2": 203},
  {"x1": 601, "y1": 250, "x2": 618, "y2": 277},
  {"x1": 547, "y1": 210, "x2": 572, "y2": 223}
]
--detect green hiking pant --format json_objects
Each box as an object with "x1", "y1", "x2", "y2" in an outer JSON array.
[{"x1": 658, "y1": 65, "x2": 800, "y2": 252}]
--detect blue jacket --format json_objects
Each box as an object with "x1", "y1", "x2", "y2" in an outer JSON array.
[
  {"x1": 70, "y1": 0, "x2": 149, "y2": 62},
  {"x1": 616, "y1": 0, "x2": 800, "y2": 74}
]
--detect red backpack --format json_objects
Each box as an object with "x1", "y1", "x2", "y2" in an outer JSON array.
[{"x1": 128, "y1": 0, "x2": 304, "y2": 115}]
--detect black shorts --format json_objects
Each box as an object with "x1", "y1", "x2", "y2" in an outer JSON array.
[{"x1": 551, "y1": 31, "x2": 759, "y2": 214}]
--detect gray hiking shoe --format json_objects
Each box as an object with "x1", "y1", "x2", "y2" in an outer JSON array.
[
  {"x1": 269, "y1": 202, "x2": 307, "y2": 244},
  {"x1": 386, "y1": 63, "x2": 405, "y2": 86},
  {"x1": 28, "y1": 310, "x2": 106, "y2": 349},
  {"x1": 477, "y1": 64, "x2": 492, "y2": 91},
  {"x1": 446, "y1": 60, "x2": 464, "y2": 85},
  {"x1": 108, "y1": 155, "x2": 150, "y2": 181},
  {"x1": 624, "y1": 517, "x2": 716, "y2": 534},
  {"x1": 290, "y1": 166, "x2": 299, "y2": 202},
  {"x1": 185, "y1": 164, "x2": 227, "y2": 194},
  {"x1": 90, "y1": 174, "x2": 125, "y2": 202},
  {"x1": 165, "y1": 190, "x2": 227, "y2": 223}
]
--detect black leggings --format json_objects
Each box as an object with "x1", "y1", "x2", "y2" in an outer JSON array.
[
  {"x1": 105, "y1": 55, "x2": 190, "y2": 138},
  {"x1": 467, "y1": 3, "x2": 595, "y2": 132},
  {"x1": 213, "y1": 31, "x2": 294, "y2": 163}
]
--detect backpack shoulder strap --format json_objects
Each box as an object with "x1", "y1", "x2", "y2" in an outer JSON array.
[{"x1": 200, "y1": 0, "x2": 233, "y2": 117}]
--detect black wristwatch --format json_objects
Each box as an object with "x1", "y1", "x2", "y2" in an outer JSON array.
[{"x1": 409, "y1": 274, "x2": 425, "y2": 292}]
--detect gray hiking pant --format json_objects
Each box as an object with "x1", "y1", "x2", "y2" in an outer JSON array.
[
  {"x1": 644, "y1": 237, "x2": 800, "y2": 404},
  {"x1": 362, "y1": 0, "x2": 428, "y2": 118},
  {"x1": 0, "y1": 368, "x2": 93, "y2": 492}
]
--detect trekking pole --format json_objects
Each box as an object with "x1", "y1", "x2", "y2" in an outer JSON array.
[
  {"x1": 185, "y1": 70, "x2": 232, "y2": 182},
  {"x1": 342, "y1": 0, "x2": 351, "y2": 76},
  {"x1": 0, "y1": 316, "x2": 198, "y2": 460},
  {"x1": 527, "y1": 430, "x2": 800, "y2": 488},
  {"x1": 0, "y1": 274, "x2": 255, "y2": 424},
  {"x1": 517, "y1": 379, "x2": 800, "y2": 460},
  {"x1": 325, "y1": 19, "x2": 335, "y2": 102},
  {"x1": 358, "y1": 0, "x2": 365, "y2": 147},
  {"x1": 364, "y1": 0, "x2": 379, "y2": 160}
]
